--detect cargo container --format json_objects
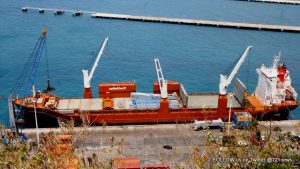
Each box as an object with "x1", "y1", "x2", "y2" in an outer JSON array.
[
  {"x1": 233, "y1": 112, "x2": 252, "y2": 128},
  {"x1": 153, "y1": 81, "x2": 180, "y2": 95},
  {"x1": 99, "y1": 82, "x2": 136, "y2": 98},
  {"x1": 112, "y1": 157, "x2": 141, "y2": 169}
]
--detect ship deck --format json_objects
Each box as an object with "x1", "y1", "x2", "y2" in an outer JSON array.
[
  {"x1": 186, "y1": 93, "x2": 241, "y2": 108},
  {"x1": 56, "y1": 92, "x2": 183, "y2": 113},
  {"x1": 246, "y1": 95, "x2": 265, "y2": 111},
  {"x1": 57, "y1": 98, "x2": 104, "y2": 113},
  {"x1": 54, "y1": 92, "x2": 241, "y2": 114}
]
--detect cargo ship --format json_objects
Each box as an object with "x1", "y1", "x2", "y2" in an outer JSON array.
[{"x1": 8, "y1": 30, "x2": 298, "y2": 128}]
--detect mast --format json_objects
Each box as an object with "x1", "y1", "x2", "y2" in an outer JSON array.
[
  {"x1": 272, "y1": 52, "x2": 281, "y2": 69},
  {"x1": 8, "y1": 96, "x2": 16, "y2": 130},
  {"x1": 32, "y1": 85, "x2": 40, "y2": 147},
  {"x1": 82, "y1": 37, "x2": 109, "y2": 98}
]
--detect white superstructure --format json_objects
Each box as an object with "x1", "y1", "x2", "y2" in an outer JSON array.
[{"x1": 255, "y1": 53, "x2": 297, "y2": 106}]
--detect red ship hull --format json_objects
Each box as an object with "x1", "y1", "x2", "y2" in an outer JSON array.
[
  {"x1": 12, "y1": 80, "x2": 298, "y2": 128},
  {"x1": 16, "y1": 97, "x2": 297, "y2": 128}
]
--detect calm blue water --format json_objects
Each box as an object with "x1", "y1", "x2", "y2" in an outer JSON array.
[{"x1": 0, "y1": 0, "x2": 300, "y2": 126}]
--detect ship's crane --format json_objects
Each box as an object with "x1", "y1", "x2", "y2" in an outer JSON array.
[
  {"x1": 82, "y1": 37, "x2": 108, "y2": 98},
  {"x1": 9, "y1": 28, "x2": 48, "y2": 130},
  {"x1": 154, "y1": 59, "x2": 168, "y2": 99},
  {"x1": 219, "y1": 46, "x2": 252, "y2": 95}
]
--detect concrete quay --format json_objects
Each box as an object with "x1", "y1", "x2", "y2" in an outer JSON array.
[
  {"x1": 91, "y1": 12, "x2": 300, "y2": 32},
  {"x1": 22, "y1": 7, "x2": 300, "y2": 33},
  {"x1": 22, "y1": 120, "x2": 300, "y2": 166},
  {"x1": 240, "y1": 0, "x2": 300, "y2": 5}
]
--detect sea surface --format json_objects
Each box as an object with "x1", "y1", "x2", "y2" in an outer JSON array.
[{"x1": 0, "y1": 0, "x2": 299, "y2": 126}]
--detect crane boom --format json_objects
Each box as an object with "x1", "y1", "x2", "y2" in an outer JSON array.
[
  {"x1": 9, "y1": 28, "x2": 47, "y2": 129},
  {"x1": 22, "y1": 29, "x2": 47, "y2": 98},
  {"x1": 154, "y1": 59, "x2": 168, "y2": 99},
  {"x1": 219, "y1": 46, "x2": 252, "y2": 95},
  {"x1": 82, "y1": 37, "x2": 109, "y2": 88}
]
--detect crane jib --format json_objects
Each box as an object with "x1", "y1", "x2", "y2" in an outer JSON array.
[{"x1": 9, "y1": 29, "x2": 48, "y2": 129}]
